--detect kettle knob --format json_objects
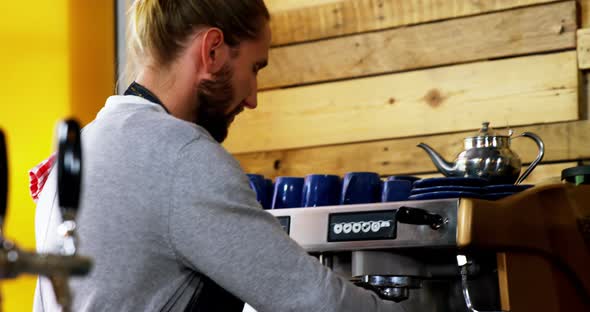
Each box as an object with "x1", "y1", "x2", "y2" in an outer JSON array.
[{"x1": 481, "y1": 122, "x2": 490, "y2": 132}]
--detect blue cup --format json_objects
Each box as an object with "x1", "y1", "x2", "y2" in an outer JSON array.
[
  {"x1": 382, "y1": 180, "x2": 412, "y2": 202},
  {"x1": 301, "y1": 174, "x2": 341, "y2": 207},
  {"x1": 272, "y1": 177, "x2": 304, "y2": 209},
  {"x1": 340, "y1": 172, "x2": 382, "y2": 205},
  {"x1": 265, "y1": 178, "x2": 274, "y2": 209},
  {"x1": 247, "y1": 174, "x2": 270, "y2": 209},
  {"x1": 386, "y1": 175, "x2": 420, "y2": 183}
]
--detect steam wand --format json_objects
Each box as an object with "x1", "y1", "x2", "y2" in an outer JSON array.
[{"x1": 457, "y1": 254, "x2": 508, "y2": 312}]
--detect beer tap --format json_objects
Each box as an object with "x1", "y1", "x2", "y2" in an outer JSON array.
[
  {"x1": 0, "y1": 120, "x2": 92, "y2": 312},
  {"x1": 56, "y1": 120, "x2": 82, "y2": 256},
  {"x1": 49, "y1": 119, "x2": 89, "y2": 311}
]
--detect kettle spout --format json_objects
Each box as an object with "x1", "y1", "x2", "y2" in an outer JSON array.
[{"x1": 417, "y1": 143, "x2": 458, "y2": 177}]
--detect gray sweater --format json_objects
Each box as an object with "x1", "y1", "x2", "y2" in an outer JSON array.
[{"x1": 34, "y1": 95, "x2": 403, "y2": 312}]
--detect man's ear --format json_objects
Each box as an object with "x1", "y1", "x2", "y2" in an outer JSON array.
[{"x1": 200, "y1": 27, "x2": 229, "y2": 74}]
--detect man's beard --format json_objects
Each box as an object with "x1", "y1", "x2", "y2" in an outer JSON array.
[{"x1": 195, "y1": 63, "x2": 241, "y2": 143}]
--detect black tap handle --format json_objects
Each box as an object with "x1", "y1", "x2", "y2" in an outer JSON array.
[
  {"x1": 57, "y1": 119, "x2": 82, "y2": 219},
  {"x1": 0, "y1": 130, "x2": 8, "y2": 229},
  {"x1": 397, "y1": 207, "x2": 445, "y2": 230}
]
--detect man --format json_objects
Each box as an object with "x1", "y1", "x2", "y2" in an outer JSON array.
[{"x1": 33, "y1": 1, "x2": 404, "y2": 311}]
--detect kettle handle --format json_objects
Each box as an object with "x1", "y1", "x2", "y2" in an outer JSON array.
[{"x1": 514, "y1": 132, "x2": 545, "y2": 184}]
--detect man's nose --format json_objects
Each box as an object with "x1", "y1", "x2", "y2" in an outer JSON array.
[
  {"x1": 244, "y1": 79, "x2": 258, "y2": 109},
  {"x1": 244, "y1": 94, "x2": 257, "y2": 109}
]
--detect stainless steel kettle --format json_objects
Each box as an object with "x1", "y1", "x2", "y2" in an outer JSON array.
[{"x1": 417, "y1": 122, "x2": 544, "y2": 184}]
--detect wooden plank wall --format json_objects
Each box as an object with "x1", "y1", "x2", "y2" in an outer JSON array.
[{"x1": 226, "y1": 0, "x2": 590, "y2": 183}]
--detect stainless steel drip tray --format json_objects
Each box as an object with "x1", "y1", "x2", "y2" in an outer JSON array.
[{"x1": 268, "y1": 199, "x2": 459, "y2": 252}]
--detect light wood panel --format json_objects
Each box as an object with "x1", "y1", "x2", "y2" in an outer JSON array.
[
  {"x1": 265, "y1": 0, "x2": 340, "y2": 12},
  {"x1": 268, "y1": 0, "x2": 559, "y2": 46},
  {"x1": 234, "y1": 121, "x2": 589, "y2": 178},
  {"x1": 261, "y1": 1, "x2": 576, "y2": 89},
  {"x1": 519, "y1": 162, "x2": 577, "y2": 184},
  {"x1": 578, "y1": 28, "x2": 590, "y2": 69},
  {"x1": 497, "y1": 253, "x2": 511, "y2": 311},
  {"x1": 581, "y1": 0, "x2": 590, "y2": 28},
  {"x1": 226, "y1": 51, "x2": 579, "y2": 154}
]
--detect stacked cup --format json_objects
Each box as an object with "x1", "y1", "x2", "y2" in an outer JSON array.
[
  {"x1": 340, "y1": 172, "x2": 382, "y2": 205},
  {"x1": 246, "y1": 174, "x2": 272, "y2": 209},
  {"x1": 246, "y1": 172, "x2": 419, "y2": 209},
  {"x1": 272, "y1": 177, "x2": 305, "y2": 209},
  {"x1": 301, "y1": 174, "x2": 341, "y2": 207},
  {"x1": 381, "y1": 175, "x2": 418, "y2": 202}
]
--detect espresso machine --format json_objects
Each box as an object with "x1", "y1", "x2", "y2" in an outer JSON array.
[
  {"x1": 0, "y1": 120, "x2": 92, "y2": 311},
  {"x1": 268, "y1": 184, "x2": 590, "y2": 311}
]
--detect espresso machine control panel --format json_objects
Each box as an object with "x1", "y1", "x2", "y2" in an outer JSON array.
[
  {"x1": 327, "y1": 209, "x2": 397, "y2": 242},
  {"x1": 268, "y1": 199, "x2": 457, "y2": 252}
]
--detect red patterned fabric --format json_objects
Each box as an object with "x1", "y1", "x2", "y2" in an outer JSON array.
[{"x1": 28, "y1": 154, "x2": 56, "y2": 202}]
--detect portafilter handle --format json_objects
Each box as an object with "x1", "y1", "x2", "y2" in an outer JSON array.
[
  {"x1": 352, "y1": 275, "x2": 422, "y2": 303},
  {"x1": 57, "y1": 119, "x2": 82, "y2": 221},
  {"x1": 0, "y1": 130, "x2": 8, "y2": 233},
  {"x1": 397, "y1": 207, "x2": 446, "y2": 230}
]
